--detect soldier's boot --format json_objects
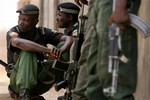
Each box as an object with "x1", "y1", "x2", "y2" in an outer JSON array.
[
  {"x1": 8, "y1": 85, "x2": 19, "y2": 99},
  {"x1": 19, "y1": 89, "x2": 30, "y2": 100}
]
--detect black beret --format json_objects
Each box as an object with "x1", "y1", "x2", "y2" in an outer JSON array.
[
  {"x1": 16, "y1": 4, "x2": 39, "y2": 15},
  {"x1": 58, "y1": 2, "x2": 80, "y2": 15}
]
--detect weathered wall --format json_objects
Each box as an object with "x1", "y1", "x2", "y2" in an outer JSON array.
[
  {"x1": 41, "y1": 0, "x2": 58, "y2": 29},
  {"x1": 134, "y1": 0, "x2": 150, "y2": 99}
]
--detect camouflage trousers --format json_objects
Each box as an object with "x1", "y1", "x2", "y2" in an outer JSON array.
[{"x1": 9, "y1": 51, "x2": 65, "y2": 96}]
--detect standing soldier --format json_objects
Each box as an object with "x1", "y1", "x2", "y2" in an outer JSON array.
[{"x1": 72, "y1": 0, "x2": 141, "y2": 100}]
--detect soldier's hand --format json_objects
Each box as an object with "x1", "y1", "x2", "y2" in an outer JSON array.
[
  {"x1": 109, "y1": 0, "x2": 130, "y2": 31},
  {"x1": 52, "y1": 47, "x2": 62, "y2": 59},
  {"x1": 74, "y1": 0, "x2": 88, "y2": 6},
  {"x1": 46, "y1": 44, "x2": 62, "y2": 60},
  {"x1": 45, "y1": 48, "x2": 62, "y2": 60}
]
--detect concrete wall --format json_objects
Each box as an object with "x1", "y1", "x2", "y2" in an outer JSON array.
[{"x1": 41, "y1": 0, "x2": 58, "y2": 29}]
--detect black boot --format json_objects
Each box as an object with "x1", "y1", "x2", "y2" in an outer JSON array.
[
  {"x1": 19, "y1": 88, "x2": 30, "y2": 100},
  {"x1": 8, "y1": 85, "x2": 19, "y2": 99}
]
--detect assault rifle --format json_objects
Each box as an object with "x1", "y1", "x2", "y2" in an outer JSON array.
[
  {"x1": 103, "y1": 13, "x2": 150, "y2": 96},
  {"x1": 52, "y1": 15, "x2": 87, "y2": 100}
]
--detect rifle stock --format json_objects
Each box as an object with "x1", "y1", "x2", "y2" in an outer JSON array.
[{"x1": 52, "y1": 54, "x2": 79, "y2": 100}]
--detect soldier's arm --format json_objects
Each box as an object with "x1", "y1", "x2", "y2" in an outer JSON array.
[
  {"x1": 11, "y1": 37, "x2": 52, "y2": 53},
  {"x1": 59, "y1": 35, "x2": 74, "y2": 53}
]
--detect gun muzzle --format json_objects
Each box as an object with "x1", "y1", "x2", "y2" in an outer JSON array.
[{"x1": 0, "y1": 60, "x2": 8, "y2": 67}]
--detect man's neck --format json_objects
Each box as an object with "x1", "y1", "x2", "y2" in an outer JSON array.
[
  {"x1": 19, "y1": 28, "x2": 37, "y2": 40},
  {"x1": 65, "y1": 21, "x2": 78, "y2": 33}
]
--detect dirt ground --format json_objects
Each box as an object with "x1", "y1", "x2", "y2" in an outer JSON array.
[{"x1": 0, "y1": 30, "x2": 65, "y2": 100}]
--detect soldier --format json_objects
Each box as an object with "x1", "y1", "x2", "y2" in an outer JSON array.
[
  {"x1": 72, "y1": 0, "x2": 141, "y2": 100},
  {"x1": 56, "y1": 2, "x2": 80, "y2": 61},
  {"x1": 55, "y1": 2, "x2": 81, "y2": 100},
  {"x1": 6, "y1": 4, "x2": 73, "y2": 100}
]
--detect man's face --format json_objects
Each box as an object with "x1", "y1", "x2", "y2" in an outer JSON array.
[
  {"x1": 18, "y1": 14, "x2": 38, "y2": 32},
  {"x1": 56, "y1": 11, "x2": 71, "y2": 28}
]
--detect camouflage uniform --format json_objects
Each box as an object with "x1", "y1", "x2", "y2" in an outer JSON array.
[{"x1": 72, "y1": 0, "x2": 141, "y2": 100}]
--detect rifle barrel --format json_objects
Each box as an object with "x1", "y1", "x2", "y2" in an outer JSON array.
[{"x1": 0, "y1": 60, "x2": 8, "y2": 67}]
